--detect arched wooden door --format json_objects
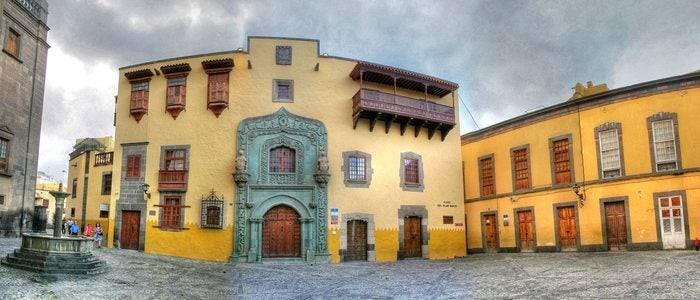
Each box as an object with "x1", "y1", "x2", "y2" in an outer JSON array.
[
  {"x1": 262, "y1": 205, "x2": 301, "y2": 258},
  {"x1": 346, "y1": 220, "x2": 368, "y2": 261}
]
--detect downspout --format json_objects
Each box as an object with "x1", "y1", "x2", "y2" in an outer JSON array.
[{"x1": 576, "y1": 103, "x2": 587, "y2": 204}]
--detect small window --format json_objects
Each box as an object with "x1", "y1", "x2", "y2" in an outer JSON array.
[
  {"x1": 443, "y1": 216, "x2": 454, "y2": 224},
  {"x1": 101, "y1": 173, "x2": 112, "y2": 195},
  {"x1": 599, "y1": 129, "x2": 622, "y2": 178},
  {"x1": 551, "y1": 137, "x2": 572, "y2": 185},
  {"x1": 652, "y1": 119, "x2": 678, "y2": 171},
  {"x1": 4, "y1": 28, "x2": 20, "y2": 58},
  {"x1": 269, "y1": 146, "x2": 295, "y2": 173},
  {"x1": 273, "y1": 79, "x2": 294, "y2": 102},
  {"x1": 99, "y1": 204, "x2": 109, "y2": 218},
  {"x1": 479, "y1": 156, "x2": 495, "y2": 196},
  {"x1": 404, "y1": 158, "x2": 420, "y2": 184},
  {"x1": 276, "y1": 46, "x2": 292, "y2": 65},
  {"x1": 160, "y1": 196, "x2": 182, "y2": 229},
  {"x1": 511, "y1": 147, "x2": 530, "y2": 191},
  {"x1": 42, "y1": 199, "x2": 49, "y2": 207},
  {"x1": 70, "y1": 208, "x2": 76, "y2": 217},
  {"x1": 130, "y1": 81, "x2": 149, "y2": 110},
  {"x1": 71, "y1": 178, "x2": 78, "y2": 198},
  {"x1": 166, "y1": 77, "x2": 186, "y2": 106},
  {"x1": 126, "y1": 155, "x2": 141, "y2": 179},
  {"x1": 348, "y1": 156, "x2": 366, "y2": 181},
  {"x1": 0, "y1": 137, "x2": 8, "y2": 173},
  {"x1": 207, "y1": 73, "x2": 229, "y2": 104},
  {"x1": 206, "y1": 206, "x2": 220, "y2": 226},
  {"x1": 200, "y1": 192, "x2": 224, "y2": 229},
  {"x1": 0, "y1": 195, "x2": 5, "y2": 205},
  {"x1": 164, "y1": 149, "x2": 186, "y2": 171}
]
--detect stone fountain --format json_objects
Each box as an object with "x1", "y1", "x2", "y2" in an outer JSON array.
[{"x1": 1, "y1": 184, "x2": 107, "y2": 274}]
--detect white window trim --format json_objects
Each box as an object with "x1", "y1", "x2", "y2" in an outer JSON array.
[
  {"x1": 598, "y1": 129, "x2": 621, "y2": 178},
  {"x1": 651, "y1": 120, "x2": 678, "y2": 171}
]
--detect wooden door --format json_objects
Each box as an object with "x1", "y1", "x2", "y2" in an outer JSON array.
[
  {"x1": 346, "y1": 220, "x2": 368, "y2": 261},
  {"x1": 483, "y1": 214, "x2": 499, "y2": 252},
  {"x1": 517, "y1": 210, "x2": 534, "y2": 252},
  {"x1": 557, "y1": 206, "x2": 577, "y2": 251},
  {"x1": 262, "y1": 205, "x2": 301, "y2": 258},
  {"x1": 403, "y1": 216, "x2": 422, "y2": 258},
  {"x1": 120, "y1": 210, "x2": 140, "y2": 250},
  {"x1": 658, "y1": 196, "x2": 685, "y2": 249},
  {"x1": 604, "y1": 202, "x2": 627, "y2": 250}
]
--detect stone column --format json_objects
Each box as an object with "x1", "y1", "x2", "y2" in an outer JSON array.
[
  {"x1": 233, "y1": 172, "x2": 250, "y2": 261},
  {"x1": 314, "y1": 172, "x2": 330, "y2": 257},
  {"x1": 49, "y1": 184, "x2": 70, "y2": 238}
]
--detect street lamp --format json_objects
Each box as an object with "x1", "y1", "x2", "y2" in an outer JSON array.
[
  {"x1": 572, "y1": 183, "x2": 585, "y2": 207},
  {"x1": 141, "y1": 183, "x2": 151, "y2": 199}
]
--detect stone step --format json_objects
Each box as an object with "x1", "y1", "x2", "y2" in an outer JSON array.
[
  {"x1": 1, "y1": 259, "x2": 107, "y2": 275},
  {"x1": 4, "y1": 254, "x2": 106, "y2": 270},
  {"x1": 13, "y1": 249, "x2": 97, "y2": 262}
]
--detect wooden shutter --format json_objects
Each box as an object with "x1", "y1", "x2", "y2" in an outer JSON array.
[
  {"x1": 480, "y1": 157, "x2": 495, "y2": 196},
  {"x1": 404, "y1": 158, "x2": 419, "y2": 184},
  {"x1": 208, "y1": 73, "x2": 229, "y2": 104},
  {"x1": 552, "y1": 139, "x2": 571, "y2": 184},
  {"x1": 513, "y1": 149, "x2": 529, "y2": 190},
  {"x1": 126, "y1": 155, "x2": 141, "y2": 178}
]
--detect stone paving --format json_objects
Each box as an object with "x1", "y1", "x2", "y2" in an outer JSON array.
[{"x1": 0, "y1": 238, "x2": 698, "y2": 299}]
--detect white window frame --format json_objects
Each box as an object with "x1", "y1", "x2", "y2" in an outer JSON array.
[
  {"x1": 598, "y1": 129, "x2": 621, "y2": 178},
  {"x1": 651, "y1": 119, "x2": 678, "y2": 171}
]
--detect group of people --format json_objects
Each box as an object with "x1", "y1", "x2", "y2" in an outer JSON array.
[{"x1": 63, "y1": 219, "x2": 104, "y2": 248}]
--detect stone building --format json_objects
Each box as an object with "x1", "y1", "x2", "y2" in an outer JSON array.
[
  {"x1": 462, "y1": 72, "x2": 700, "y2": 253},
  {"x1": 0, "y1": 0, "x2": 49, "y2": 235},
  {"x1": 65, "y1": 136, "x2": 114, "y2": 241},
  {"x1": 109, "y1": 36, "x2": 466, "y2": 262}
]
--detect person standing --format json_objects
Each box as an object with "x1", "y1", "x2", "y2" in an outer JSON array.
[
  {"x1": 84, "y1": 224, "x2": 94, "y2": 237},
  {"x1": 69, "y1": 222, "x2": 79, "y2": 236},
  {"x1": 94, "y1": 223, "x2": 103, "y2": 248}
]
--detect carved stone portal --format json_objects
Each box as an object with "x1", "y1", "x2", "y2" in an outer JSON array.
[{"x1": 232, "y1": 108, "x2": 329, "y2": 263}]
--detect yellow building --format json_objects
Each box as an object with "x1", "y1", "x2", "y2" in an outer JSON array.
[
  {"x1": 109, "y1": 36, "x2": 466, "y2": 262},
  {"x1": 462, "y1": 73, "x2": 700, "y2": 253},
  {"x1": 34, "y1": 173, "x2": 63, "y2": 228},
  {"x1": 66, "y1": 136, "x2": 114, "y2": 240}
]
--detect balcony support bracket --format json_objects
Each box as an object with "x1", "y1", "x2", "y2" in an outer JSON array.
[
  {"x1": 385, "y1": 115, "x2": 396, "y2": 134},
  {"x1": 369, "y1": 113, "x2": 380, "y2": 132}
]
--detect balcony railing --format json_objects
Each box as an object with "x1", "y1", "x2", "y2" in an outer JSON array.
[
  {"x1": 158, "y1": 170, "x2": 188, "y2": 191},
  {"x1": 352, "y1": 89, "x2": 456, "y2": 141},
  {"x1": 94, "y1": 152, "x2": 113, "y2": 166}
]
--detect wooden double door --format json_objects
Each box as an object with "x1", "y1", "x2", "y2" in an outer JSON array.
[
  {"x1": 604, "y1": 201, "x2": 628, "y2": 250},
  {"x1": 120, "y1": 210, "x2": 141, "y2": 250},
  {"x1": 262, "y1": 205, "x2": 301, "y2": 258},
  {"x1": 403, "y1": 216, "x2": 422, "y2": 258},
  {"x1": 557, "y1": 206, "x2": 577, "y2": 251},
  {"x1": 517, "y1": 210, "x2": 534, "y2": 252},
  {"x1": 482, "y1": 214, "x2": 499, "y2": 253},
  {"x1": 346, "y1": 220, "x2": 368, "y2": 261}
]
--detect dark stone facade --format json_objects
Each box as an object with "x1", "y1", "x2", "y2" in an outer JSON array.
[
  {"x1": 0, "y1": 0, "x2": 49, "y2": 236},
  {"x1": 114, "y1": 143, "x2": 148, "y2": 250}
]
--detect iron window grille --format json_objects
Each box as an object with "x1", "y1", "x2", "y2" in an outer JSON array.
[{"x1": 200, "y1": 191, "x2": 224, "y2": 229}]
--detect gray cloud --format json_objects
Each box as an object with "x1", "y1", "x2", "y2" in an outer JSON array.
[{"x1": 39, "y1": 0, "x2": 700, "y2": 181}]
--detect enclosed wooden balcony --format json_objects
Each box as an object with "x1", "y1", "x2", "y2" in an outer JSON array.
[
  {"x1": 352, "y1": 89, "x2": 456, "y2": 141},
  {"x1": 94, "y1": 152, "x2": 113, "y2": 166},
  {"x1": 158, "y1": 170, "x2": 188, "y2": 191}
]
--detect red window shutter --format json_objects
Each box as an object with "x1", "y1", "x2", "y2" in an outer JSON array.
[
  {"x1": 127, "y1": 155, "x2": 141, "y2": 178},
  {"x1": 208, "y1": 73, "x2": 229, "y2": 104}
]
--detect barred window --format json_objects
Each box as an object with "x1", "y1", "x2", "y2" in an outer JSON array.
[
  {"x1": 161, "y1": 196, "x2": 182, "y2": 228},
  {"x1": 599, "y1": 129, "x2": 621, "y2": 178},
  {"x1": 512, "y1": 148, "x2": 530, "y2": 190},
  {"x1": 200, "y1": 192, "x2": 224, "y2": 229},
  {"x1": 652, "y1": 119, "x2": 677, "y2": 171},
  {"x1": 404, "y1": 158, "x2": 419, "y2": 184},
  {"x1": 0, "y1": 137, "x2": 8, "y2": 173},
  {"x1": 276, "y1": 46, "x2": 292, "y2": 65},
  {"x1": 479, "y1": 156, "x2": 495, "y2": 196},
  {"x1": 206, "y1": 206, "x2": 220, "y2": 226},
  {"x1": 270, "y1": 146, "x2": 295, "y2": 173},
  {"x1": 347, "y1": 156, "x2": 366, "y2": 181},
  {"x1": 552, "y1": 138, "x2": 572, "y2": 184}
]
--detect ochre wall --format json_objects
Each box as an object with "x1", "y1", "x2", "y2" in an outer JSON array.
[
  {"x1": 462, "y1": 86, "x2": 700, "y2": 252},
  {"x1": 110, "y1": 37, "x2": 465, "y2": 261}
]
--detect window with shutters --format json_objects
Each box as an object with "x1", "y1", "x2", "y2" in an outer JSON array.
[
  {"x1": 129, "y1": 81, "x2": 149, "y2": 122},
  {"x1": 550, "y1": 136, "x2": 572, "y2": 185},
  {"x1": 126, "y1": 155, "x2": 141, "y2": 179},
  {"x1": 598, "y1": 129, "x2": 622, "y2": 178},
  {"x1": 202, "y1": 58, "x2": 233, "y2": 117},
  {"x1": 208, "y1": 73, "x2": 229, "y2": 104},
  {"x1": 651, "y1": 119, "x2": 678, "y2": 172},
  {"x1": 160, "y1": 195, "x2": 182, "y2": 229},
  {"x1": 273, "y1": 79, "x2": 294, "y2": 102},
  {"x1": 165, "y1": 76, "x2": 186, "y2": 118},
  {"x1": 0, "y1": 137, "x2": 8, "y2": 173},
  {"x1": 511, "y1": 146, "x2": 530, "y2": 191},
  {"x1": 3, "y1": 28, "x2": 20, "y2": 59},
  {"x1": 404, "y1": 158, "x2": 419, "y2": 184},
  {"x1": 71, "y1": 178, "x2": 77, "y2": 198},
  {"x1": 269, "y1": 146, "x2": 295, "y2": 173},
  {"x1": 101, "y1": 172, "x2": 112, "y2": 195},
  {"x1": 164, "y1": 149, "x2": 186, "y2": 171},
  {"x1": 479, "y1": 155, "x2": 495, "y2": 196}
]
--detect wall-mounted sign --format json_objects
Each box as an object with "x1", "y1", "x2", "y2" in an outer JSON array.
[{"x1": 330, "y1": 208, "x2": 339, "y2": 225}]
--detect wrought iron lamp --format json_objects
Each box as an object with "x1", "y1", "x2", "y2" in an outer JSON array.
[
  {"x1": 141, "y1": 183, "x2": 151, "y2": 199},
  {"x1": 572, "y1": 183, "x2": 585, "y2": 207}
]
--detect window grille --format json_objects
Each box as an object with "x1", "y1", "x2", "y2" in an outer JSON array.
[
  {"x1": 270, "y1": 146, "x2": 295, "y2": 173},
  {"x1": 348, "y1": 156, "x2": 366, "y2": 181},
  {"x1": 200, "y1": 191, "x2": 224, "y2": 229}
]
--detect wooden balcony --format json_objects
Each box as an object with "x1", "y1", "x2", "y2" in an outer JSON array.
[
  {"x1": 130, "y1": 94, "x2": 148, "y2": 122},
  {"x1": 158, "y1": 170, "x2": 188, "y2": 191},
  {"x1": 352, "y1": 89, "x2": 456, "y2": 141},
  {"x1": 94, "y1": 152, "x2": 113, "y2": 166}
]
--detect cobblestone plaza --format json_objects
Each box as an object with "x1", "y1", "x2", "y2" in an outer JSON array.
[{"x1": 1, "y1": 238, "x2": 698, "y2": 299}]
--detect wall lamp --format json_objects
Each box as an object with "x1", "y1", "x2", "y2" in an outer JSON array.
[
  {"x1": 141, "y1": 183, "x2": 151, "y2": 199},
  {"x1": 572, "y1": 183, "x2": 585, "y2": 207}
]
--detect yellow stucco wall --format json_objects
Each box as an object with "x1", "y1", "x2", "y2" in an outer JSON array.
[
  {"x1": 462, "y1": 85, "x2": 700, "y2": 252},
  {"x1": 109, "y1": 37, "x2": 466, "y2": 262}
]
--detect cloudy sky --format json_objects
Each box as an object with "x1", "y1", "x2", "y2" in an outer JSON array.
[{"x1": 39, "y1": 0, "x2": 700, "y2": 182}]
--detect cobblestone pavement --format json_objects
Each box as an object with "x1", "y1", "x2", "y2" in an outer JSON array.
[{"x1": 0, "y1": 238, "x2": 699, "y2": 299}]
